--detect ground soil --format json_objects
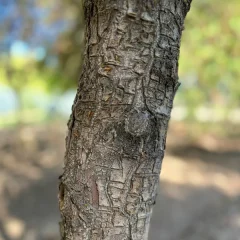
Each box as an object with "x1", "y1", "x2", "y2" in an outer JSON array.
[{"x1": 0, "y1": 122, "x2": 239, "y2": 240}]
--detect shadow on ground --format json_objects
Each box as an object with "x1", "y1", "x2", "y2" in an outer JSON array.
[{"x1": 0, "y1": 124, "x2": 239, "y2": 240}]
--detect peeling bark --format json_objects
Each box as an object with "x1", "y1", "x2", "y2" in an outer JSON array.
[{"x1": 59, "y1": 0, "x2": 192, "y2": 239}]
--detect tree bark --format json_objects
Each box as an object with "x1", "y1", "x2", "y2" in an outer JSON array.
[{"x1": 59, "y1": 0, "x2": 192, "y2": 239}]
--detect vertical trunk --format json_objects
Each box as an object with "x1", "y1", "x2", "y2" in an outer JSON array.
[{"x1": 59, "y1": 0, "x2": 192, "y2": 239}]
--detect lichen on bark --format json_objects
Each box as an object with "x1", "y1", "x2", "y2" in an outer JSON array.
[{"x1": 59, "y1": 0, "x2": 192, "y2": 239}]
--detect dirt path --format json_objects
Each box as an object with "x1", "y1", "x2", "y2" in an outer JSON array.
[{"x1": 0, "y1": 123, "x2": 239, "y2": 240}]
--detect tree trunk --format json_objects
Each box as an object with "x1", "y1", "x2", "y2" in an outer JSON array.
[{"x1": 59, "y1": 0, "x2": 192, "y2": 239}]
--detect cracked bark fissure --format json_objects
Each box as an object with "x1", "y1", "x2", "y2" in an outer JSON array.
[{"x1": 59, "y1": 0, "x2": 192, "y2": 239}]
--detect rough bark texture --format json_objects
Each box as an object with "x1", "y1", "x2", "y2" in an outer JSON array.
[{"x1": 59, "y1": 0, "x2": 192, "y2": 239}]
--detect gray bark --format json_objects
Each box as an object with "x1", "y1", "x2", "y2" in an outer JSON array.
[{"x1": 59, "y1": 0, "x2": 192, "y2": 239}]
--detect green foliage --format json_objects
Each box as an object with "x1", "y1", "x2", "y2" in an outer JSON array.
[
  {"x1": 53, "y1": 0, "x2": 85, "y2": 89},
  {"x1": 179, "y1": 0, "x2": 240, "y2": 108}
]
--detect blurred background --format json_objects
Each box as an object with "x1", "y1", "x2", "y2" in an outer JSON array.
[{"x1": 0, "y1": 0, "x2": 239, "y2": 239}]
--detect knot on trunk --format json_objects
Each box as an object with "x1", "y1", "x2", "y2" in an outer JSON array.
[{"x1": 124, "y1": 109, "x2": 151, "y2": 137}]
